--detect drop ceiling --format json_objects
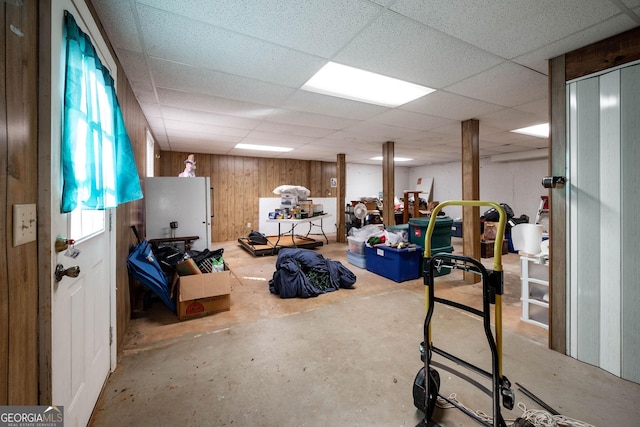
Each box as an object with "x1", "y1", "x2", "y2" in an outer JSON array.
[{"x1": 91, "y1": 0, "x2": 640, "y2": 166}]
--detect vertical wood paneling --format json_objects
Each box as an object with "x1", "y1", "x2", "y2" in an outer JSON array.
[
  {"x1": 0, "y1": 1, "x2": 9, "y2": 406},
  {"x1": 115, "y1": 73, "x2": 148, "y2": 348},
  {"x1": 37, "y1": 0, "x2": 53, "y2": 404},
  {"x1": 620, "y1": 64, "x2": 640, "y2": 383},
  {"x1": 598, "y1": 70, "x2": 621, "y2": 375},
  {"x1": 3, "y1": 0, "x2": 39, "y2": 404},
  {"x1": 159, "y1": 151, "x2": 336, "y2": 242}
]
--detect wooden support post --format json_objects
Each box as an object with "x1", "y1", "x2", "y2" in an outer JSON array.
[
  {"x1": 382, "y1": 141, "x2": 395, "y2": 226},
  {"x1": 461, "y1": 119, "x2": 481, "y2": 283},
  {"x1": 336, "y1": 153, "x2": 346, "y2": 243}
]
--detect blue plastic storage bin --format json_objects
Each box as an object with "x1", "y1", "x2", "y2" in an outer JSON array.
[
  {"x1": 365, "y1": 245, "x2": 422, "y2": 282},
  {"x1": 347, "y1": 250, "x2": 366, "y2": 269}
]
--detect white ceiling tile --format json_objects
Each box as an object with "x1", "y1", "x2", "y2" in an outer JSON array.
[
  {"x1": 333, "y1": 10, "x2": 503, "y2": 89},
  {"x1": 89, "y1": 0, "x2": 637, "y2": 166},
  {"x1": 136, "y1": 5, "x2": 325, "y2": 87},
  {"x1": 264, "y1": 109, "x2": 357, "y2": 130},
  {"x1": 157, "y1": 88, "x2": 279, "y2": 120},
  {"x1": 165, "y1": 127, "x2": 245, "y2": 144},
  {"x1": 140, "y1": 102, "x2": 162, "y2": 118},
  {"x1": 148, "y1": 58, "x2": 296, "y2": 106},
  {"x1": 130, "y1": 81, "x2": 156, "y2": 104},
  {"x1": 254, "y1": 122, "x2": 336, "y2": 138},
  {"x1": 244, "y1": 130, "x2": 316, "y2": 145},
  {"x1": 114, "y1": 49, "x2": 150, "y2": 83},
  {"x1": 138, "y1": 0, "x2": 383, "y2": 58},
  {"x1": 477, "y1": 108, "x2": 547, "y2": 132},
  {"x1": 400, "y1": 91, "x2": 504, "y2": 121},
  {"x1": 482, "y1": 130, "x2": 547, "y2": 146},
  {"x1": 446, "y1": 62, "x2": 548, "y2": 107},
  {"x1": 159, "y1": 105, "x2": 260, "y2": 130},
  {"x1": 163, "y1": 119, "x2": 251, "y2": 138},
  {"x1": 340, "y1": 121, "x2": 424, "y2": 141},
  {"x1": 513, "y1": 14, "x2": 640, "y2": 74},
  {"x1": 281, "y1": 90, "x2": 389, "y2": 120},
  {"x1": 92, "y1": 0, "x2": 143, "y2": 52},
  {"x1": 514, "y1": 98, "x2": 549, "y2": 118},
  {"x1": 391, "y1": 0, "x2": 622, "y2": 59},
  {"x1": 369, "y1": 109, "x2": 457, "y2": 131}
]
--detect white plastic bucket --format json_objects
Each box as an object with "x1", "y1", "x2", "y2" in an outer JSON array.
[{"x1": 510, "y1": 224, "x2": 544, "y2": 255}]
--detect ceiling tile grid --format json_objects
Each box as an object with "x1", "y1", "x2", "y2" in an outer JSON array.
[{"x1": 88, "y1": 0, "x2": 639, "y2": 166}]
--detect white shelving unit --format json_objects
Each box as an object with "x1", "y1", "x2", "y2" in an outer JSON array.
[{"x1": 520, "y1": 256, "x2": 549, "y2": 329}]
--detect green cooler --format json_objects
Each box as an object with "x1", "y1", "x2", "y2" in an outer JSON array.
[
  {"x1": 409, "y1": 217, "x2": 454, "y2": 277},
  {"x1": 409, "y1": 217, "x2": 453, "y2": 249}
]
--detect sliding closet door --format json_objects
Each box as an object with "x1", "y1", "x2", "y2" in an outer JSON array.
[
  {"x1": 567, "y1": 62, "x2": 640, "y2": 382},
  {"x1": 620, "y1": 64, "x2": 640, "y2": 382}
]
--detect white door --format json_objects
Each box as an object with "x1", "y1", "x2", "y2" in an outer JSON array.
[
  {"x1": 51, "y1": 211, "x2": 113, "y2": 427},
  {"x1": 48, "y1": 2, "x2": 116, "y2": 425}
]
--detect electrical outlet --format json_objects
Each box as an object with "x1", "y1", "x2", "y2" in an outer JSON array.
[
  {"x1": 246, "y1": 222, "x2": 251, "y2": 228},
  {"x1": 13, "y1": 203, "x2": 37, "y2": 246}
]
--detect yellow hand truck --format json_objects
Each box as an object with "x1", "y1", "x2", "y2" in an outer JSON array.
[{"x1": 413, "y1": 201, "x2": 515, "y2": 427}]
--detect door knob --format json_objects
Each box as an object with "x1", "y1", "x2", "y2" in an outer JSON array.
[{"x1": 55, "y1": 264, "x2": 80, "y2": 282}]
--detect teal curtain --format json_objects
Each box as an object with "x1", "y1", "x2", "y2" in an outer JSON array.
[{"x1": 61, "y1": 11, "x2": 143, "y2": 213}]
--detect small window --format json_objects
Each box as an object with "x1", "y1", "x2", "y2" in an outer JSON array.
[
  {"x1": 146, "y1": 129, "x2": 155, "y2": 177},
  {"x1": 69, "y1": 209, "x2": 105, "y2": 242}
]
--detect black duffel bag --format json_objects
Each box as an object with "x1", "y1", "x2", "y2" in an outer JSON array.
[
  {"x1": 248, "y1": 230, "x2": 268, "y2": 245},
  {"x1": 483, "y1": 203, "x2": 514, "y2": 221}
]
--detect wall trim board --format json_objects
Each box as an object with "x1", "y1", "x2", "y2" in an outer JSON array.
[{"x1": 565, "y1": 26, "x2": 640, "y2": 82}]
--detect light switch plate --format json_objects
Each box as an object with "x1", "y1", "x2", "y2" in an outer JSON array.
[{"x1": 13, "y1": 203, "x2": 37, "y2": 246}]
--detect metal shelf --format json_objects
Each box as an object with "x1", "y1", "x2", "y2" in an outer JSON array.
[{"x1": 520, "y1": 256, "x2": 549, "y2": 329}]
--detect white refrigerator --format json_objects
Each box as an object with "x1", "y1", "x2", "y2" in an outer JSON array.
[{"x1": 144, "y1": 177, "x2": 213, "y2": 251}]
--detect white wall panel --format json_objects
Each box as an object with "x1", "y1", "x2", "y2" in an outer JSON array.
[
  {"x1": 574, "y1": 77, "x2": 601, "y2": 366},
  {"x1": 598, "y1": 70, "x2": 621, "y2": 375},
  {"x1": 620, "y1": 64, "x2": 640, "y2": 383},
  {"x1": 567, "y1": 62, "x2": 640, "y2": 382}
]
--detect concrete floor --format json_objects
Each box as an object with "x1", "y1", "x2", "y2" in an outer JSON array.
[{"x1": 90, "y1": 236, "x2": 640, "y2": 426}]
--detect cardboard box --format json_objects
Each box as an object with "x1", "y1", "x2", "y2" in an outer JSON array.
[
  {"x1": 481, "y1": 239, "x2": 508, "y2": 258},
  {"x1": 177, "y1": 265, "x2": 233, "y2": 321}
]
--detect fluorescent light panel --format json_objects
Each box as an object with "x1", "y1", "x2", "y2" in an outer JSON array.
[
  {"x1": 302, "y1": 62, "x2": 435, "y2": 107},
  {"x1": 235, "y1": 143, "x2": 293, "y2": 152},
  {"x1": 370, "y1": 156, "x2": 413, "y2": 162},
  {"x1": 511, "y1": 123, "x2": 549, "y2": 138}
]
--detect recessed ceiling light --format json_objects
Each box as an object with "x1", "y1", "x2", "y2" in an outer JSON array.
[
  {"x1": 302, "y1": 62, "x2": 435, "y2": 107},
  {"x1": 511, "y1": 123, "x2": 549, "y2": 138},
  {"x1": 370, "y1": 156, "x2": 413, "y2": 162},
  {"x1": 235, "y1": 143, "x2": 293, "y2": 152}
]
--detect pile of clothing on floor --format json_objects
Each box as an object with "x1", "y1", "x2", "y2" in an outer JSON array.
[{"x1": 269, "y1": 248, "x2": 356, "y2": 298}]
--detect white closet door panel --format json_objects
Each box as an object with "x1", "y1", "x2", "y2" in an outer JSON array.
[
  {"x1": 574, "y1": 77, "x2": 602, "y2": 366},
  {"x1": 598, "y1": 70, "x2": 621, "y2": 376},
  {"x1": 620, "y1": 64, "x2": 640, "y2": 383}
]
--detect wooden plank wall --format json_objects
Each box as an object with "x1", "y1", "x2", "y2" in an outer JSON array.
[
  {"x1": 1, "y1": 0, "x2": 39, "y2": 404},
  {"x1": 87, "y1": 0, "x2": 153, "y2": 348},
  {"x1": 160, "y1": 152, "x2": 337, "y2": 242}
]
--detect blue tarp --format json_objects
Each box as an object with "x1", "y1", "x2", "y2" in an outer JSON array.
[{"x1": 269, "y1": 248, "x2": 356, "y2": 298}]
